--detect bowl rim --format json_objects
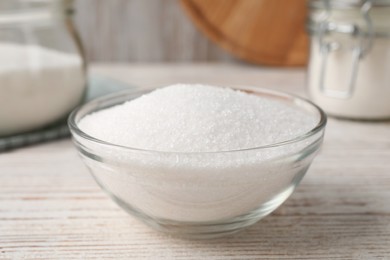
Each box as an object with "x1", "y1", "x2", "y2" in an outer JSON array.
[{"x1": 68, "y1": 85, "x2": 327, "y2": 155}]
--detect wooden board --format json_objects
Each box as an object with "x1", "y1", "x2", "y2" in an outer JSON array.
[
  {"x1": 181, "y1": 0, "x2": 309, "y2": 66},
  {"x1": 1, "y1": 64, "x2": 390, "y2": 259}
]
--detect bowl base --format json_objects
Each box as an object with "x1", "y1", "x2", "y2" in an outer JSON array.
[{"x1": 110, "y1": 185, "x2": 295, "y2": 239}]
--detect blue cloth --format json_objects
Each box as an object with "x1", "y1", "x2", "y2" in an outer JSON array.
[{"x1": 0, "y1": 74, "x2": 133, "y2": 152}]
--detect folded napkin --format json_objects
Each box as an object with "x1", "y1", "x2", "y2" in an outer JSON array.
[{"x1": 0, "y1": 75, "x2": 133, "y2": 152}]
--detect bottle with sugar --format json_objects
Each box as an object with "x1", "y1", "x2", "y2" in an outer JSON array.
[
  {"x1": 307, "y1": 0, "x2": 390, "y2": 120},
  {"x1": 0, "y1": 0, "x2": 86, "y2": 136}
]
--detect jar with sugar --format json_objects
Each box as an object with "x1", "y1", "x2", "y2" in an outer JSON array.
[
  {"x1": 0, "y1": 0, "x2": 86, "y2": 136},
  {"x1": 307, "y1": 0, "x2": 390, "y2": 120}
]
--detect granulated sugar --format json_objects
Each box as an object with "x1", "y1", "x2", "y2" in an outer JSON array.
[
  {"x1": 79, "y1": 84, "x2": 316, "y2": 152},
  {"x1": 78, "y1": 84, "x2": 320, "y2": 222}
]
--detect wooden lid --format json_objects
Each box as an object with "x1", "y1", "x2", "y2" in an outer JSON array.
[{"x1": 181, "y1": 0, "x2": 309, "y2": 66}]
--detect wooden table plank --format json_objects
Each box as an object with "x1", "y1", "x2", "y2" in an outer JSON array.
[{"x1": 1, "y1": 64, "x2": 389, "y2": 259}]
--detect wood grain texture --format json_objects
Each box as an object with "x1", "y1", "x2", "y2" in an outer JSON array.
[
  {"x1": 1, "y1": 64, "x2": 390, "y2": 259},
  {"x1": 72, "y1": 0, "x2": 235, "y2": 63},
  {"x1": 180, "y1": 0, "x2": 309, "y2": 66}
]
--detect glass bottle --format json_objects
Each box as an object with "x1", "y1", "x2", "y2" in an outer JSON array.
[
  {"x1": 307, "y1": 0, "x2": 390, "y2": 120},
  {"x1": 0, "y1": 0, "x2": 86, "y2": 136}
]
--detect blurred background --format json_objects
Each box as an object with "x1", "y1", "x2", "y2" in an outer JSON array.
[
  {"x1": 73, "y1": 0, "x2": 235, "y2": 63},
  {"x1": 72, "y1": 0, "x2": 307, "y2": 64}
]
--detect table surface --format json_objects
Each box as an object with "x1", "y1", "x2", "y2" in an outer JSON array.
[{"x1": 1, "y1": 64, "x2": 390, "y2": 259}]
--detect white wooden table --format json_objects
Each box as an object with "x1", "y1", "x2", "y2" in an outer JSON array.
[{"x1": 1, "y1": 64, "x2": 390, "y2": 259}]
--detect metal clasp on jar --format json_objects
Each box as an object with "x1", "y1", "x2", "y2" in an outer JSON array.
[{"x1": 317, "y1": 0, "x2": 374, "y2": 99}]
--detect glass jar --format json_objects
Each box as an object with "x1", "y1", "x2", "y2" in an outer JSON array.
[
  {"x1": 307, "y1": 0, "x2": 390, "y2": 120},
  {"x1": 0, "y1": 0, "x2": 86, "y2": 136}
]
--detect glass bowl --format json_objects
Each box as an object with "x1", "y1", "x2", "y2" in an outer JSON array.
[{"x1": 68, "y1": 85, "x2": 327, "y2": 239}]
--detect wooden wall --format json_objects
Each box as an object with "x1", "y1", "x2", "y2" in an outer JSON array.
[{"x1": 73, "y1": 0, "x2": 234, "y2": 62}]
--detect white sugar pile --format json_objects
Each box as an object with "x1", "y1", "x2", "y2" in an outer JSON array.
[
  {"x1": 78, "y1": 84, "x2": 320, "y2": 222},
  {"x1": 79, "y1": 84, "x2": 317, "y2": 152}
]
